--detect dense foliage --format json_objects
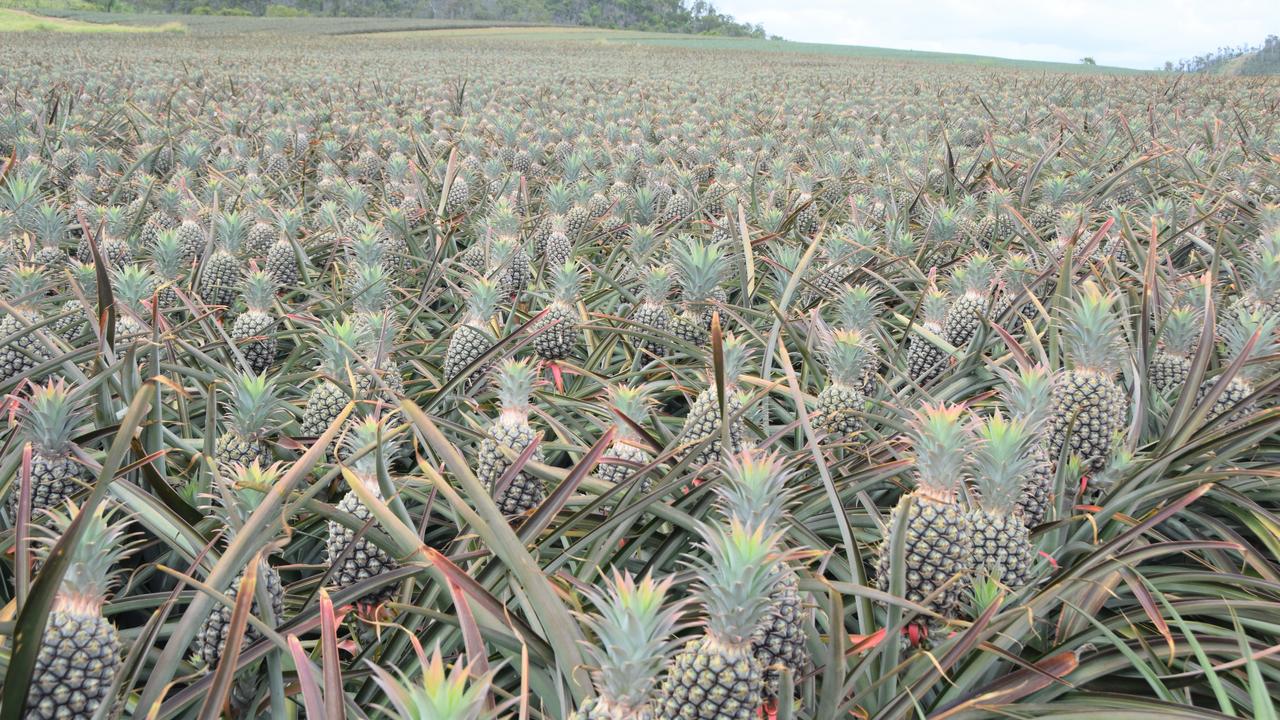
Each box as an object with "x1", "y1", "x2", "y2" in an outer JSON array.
[
  {"x1": 1, "y1": 21, "x2": 1280, "y2": 720},
  {"x1": 1163, "y1": 34, "x2": 1280, "y2": 74}
]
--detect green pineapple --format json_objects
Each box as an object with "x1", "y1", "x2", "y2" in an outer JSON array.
[
  {"x1": 214, "y1": 372, "x2": 285, "y2": 472},
  {"x1": 969, "y1": 413, "x2": 1037, "y2": 587},
  {"x1": 368, "y1": 645, "x2": 491, "y2": 720},
  {"x1": 245, "y1": 205, "x2": 277, "y2": 257},
  {"x1": 150, "y1": 228, "x2": 187, "y2": 308},
  {"x1": 657, "y1": 521, "x2": 784, "y2": 720},
  {"x1": 1151, "y1": 305, "x2": 1201, "y2": 397},
  {"x1": 1195, "y1": 307, "x2": 1279, "y2": 423},
  {"x1": 973, "y1": 188, "x2": 1017, "y2": 248},
  {"x1": 1003, "y1": 252, "x2": 1042, "y2": 321},
  {"x1": 266, "y1": 208, "x2": 303, "y2": 288},
  {"x1": 478, "y1": 359, "x2": 545, "y2": 516},
  {"x1": 327, "y1": 416, "x2": 400, "y2": 603},
  {"x1": 998, "y1": 365, "x2": 1057, "y2": 527},
  {"x1": 599, "y1": 384, "x2": 657, "y2": 493},
  {"x1": 875, "y1": 403, "x2": 973, "y2": 620},
  {"x1": 99, "y1": 206, "x2": 133, "y2": 269},
  {"x1": 906, "y1": 286, "x2": 950, "y2": 386},
  {"x1": 670, "y1": 237, "x2": 727, "y2": 347},
  {"x1": 490, "y1": 234, "x2": 531, "y2": 297},
  {"x1": 6, "y1": 379, "x2": 89, "y2": 516},
  {"x1": 1237, "y1": 229, "x2": 1280, "y2": 315},
  {"x1": 32, "y1": 202, "x2": 70, "y2": 270},
  {"x1": 175, "y1": 201, "x2": 207, "y2": 263},
  {"x1": 110, "y1": 264, "x2": 157, "y2": 340},
  {"x1": 444, "y1": 276, "x2": 501, "y2": 389},
  {"x1": 301, "y1": 318, "x2": 362, "y2": 437},
  {"x1": 52, "y1": 261, "x2": 97, "y2": 340},
  {"x1": 631, "y1": 264, "x2": 674, "y2": 356},
  {"x1": 25, "y1": 502, "x2": 136, "y2": 720},
  {"x1": 570, "y1": 572, "x2": 684, "y2": 720},
  {"x1": 943, "y1": 253, "x2": 1002, "y2": 348},
  {"x1": 816, "y1": 329, "x2": 872, "y2": 439},
  {"x1": 533, "y1": 260, "x2": 583, "y2": 361},
  {"x1": 200, "y1": 211, "x2": 246, "y2": 310},
  {"x1": 232, "y1": 271, "x2": 278, "y2": 374},
  {"x1": 1047, "y1": 281, "x2": 1129, "y2": 473},
  {"x1": 676, "y1": 334, "x2": 751, "y2": 468}
]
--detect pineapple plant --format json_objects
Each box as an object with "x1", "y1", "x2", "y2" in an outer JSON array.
[
  {"x1": 32, "y1": 202, "x2": 70, "y2": 270},
  {"x1": 1046, "y1": 280, "x2": 1129, "y2": 473},
  {"x1": 477, "y1": 359, "x2": 545, "y2": 516},
  {"x1": 944, "y1": 253, "x2": 1003, "y2": 348},
  {"x1": 110, "y1": 264, "x2": 157, "y2": 340},
  {"x1": 98, "y1": 206, "x2": 134, "y2": 269},
  {"x1": 199, "y1": 211, "x2": 247, "y2": 310},
  {"x1": 1150, "y1": 304, "x2": 1202, "y2": 397},
  {"x1": 368, "y1": 645, "x2": 491, "y2": 720},
  {"x1": 1, "y1": 265, "x2": 52, "y2": 382},
  {"x1": 1236, "y1": 229, "x2": 1280, "y2": 315},
  {"x1": 25, "y1": 502, "x2": 136, "y2": 720},
  {"x1": 327, "y1": 416, "x2": 400, "y2": 603},
  {"x1": 444, "y1": 276, "x2": 502, "y2": 389},
  {"x1": 998, "y1": 364, "x2": 1057, "y2": 527},
  {"x1": 533, "y1": 260, "x2": 583, "y2": 361},
  {"x1": 266, "y1": 208, "x2": 303, "y2": 288},
  {"x1": 175, "y1": 201, "x2": 208, "y2": 262},
  {"x1": 6, "y1": 379, "x2": 89, "y2": 516},
  {"x1": 669, "y1": 237, "x2": 727, "y2": 347},
  {"x1": 816, "y1": 328, "x2": 873, "y2": 439},
  {"x1": 150, "y1": 228, "x2": 188, "y2": 308},
  {"x1": 232, "y1": 270, "x2": 279, "y2": 374},
  {"x1": 245, "y1": 205, "x2": 277, "y2": 257},
  {"x1": 52, "y1": 261, "x2": 97, "y2": 340},
  {"x1": 906, "y1": 286, "x2": 950, "y2": 386},
  {"x1": 1195, "y1": 307, "x2": 1279, "y2": 423},
  {"x1": 656, "y1": 521, "x2": 784, "y2": 720},
  {"x1": 874, "y1": 403, "x2": 974, "y2": 621},
  {"x1": 569, "y1": 572, "x2": 684, "y2": 720},
  {"x1": 676, "y1": 333, "x2": 751, "y2": 468},
  {"x1": 968, "y1": 413, "x2": 1037, "y2": 587},
  {"x1": 598, "y1": 384, "x2": 657, "y2": 493},
  {"x1": 631, "y1": 264, "x2": 674, "y2": 356},
  {"x1": 301, "y1": 318, "x2": 363, "y2": 437},
  {"x1": 214, "y1": 372, "x2": 285, "y2": 472}
]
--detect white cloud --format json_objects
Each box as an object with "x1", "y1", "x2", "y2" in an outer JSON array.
[{"x1": 717, "y1": 0, "x2": 1280, "y2": 69}]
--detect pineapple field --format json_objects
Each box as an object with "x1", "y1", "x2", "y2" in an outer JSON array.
[{"x1": 2, "y1": 20, "x2": 1280, "y2": 720}]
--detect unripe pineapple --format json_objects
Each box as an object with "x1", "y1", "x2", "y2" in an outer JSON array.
[
  {"x1": 98, "y1": 206, "x2": 133, "y2": 269},
  {"x1": 199, "y1": 211, "x2": 246, "y2": 310},
  {"x1": 175, "y1": 202, "x2": 207, "y2": 262},
  {"x1": 791, "y1": 172, "x2": 819, "y2": 237},
  {"x1": 0, "y1": 265, "x2": 51, "y2": 382},
  {"x1": 906, "y1": 286, "x2": 950, "y2": 386},
  {"x1": 193, "y1": 463, "x2": 286, "y2": 669},
  {"x1": 1003, "y1": 252, "x2": 1042, "y2": 321},
  {"x1": 1194, "y1": 307, "x2": 1279, "y2": 423},
  {"x1": 973, "y1": 188, "x2": 1017, "y2": 248},
  {"x1": 368, "y1": 644, "x2": 491, "y2": 720},
  {"x1": 631, "y1": 265, "x2": 674, "y2": 356},
  {"x1": 969, "y1": 413, "x2": 1037, "y2": 587},
  {"x1": 110, "y1": 264, "x2": 157, "y2": 340},
  {"x1": 676, "y1": 334, "x2": 752, "y2": 468},
  {"x1": 569, "y1": 572, "x2": 684, "y2": 720},
  {"x1": 944, "y1": 253, "x2": 1003, "y2": 348},
  {"x1": 998, "y1": 364, "x2": 1057, "y2": 527},
  {"x1": 267, "y1": 208, "x2": 304, "y2": 289},
  {"x1": 26, "y1": 503, "x2": 136, "y2": 720},
  {"x1": 444, "y1": 276, "x2": 502, "y2": 390},
  {"x1": 670, "y1": 237, "x2": 727, "y2": 346},
  {"x1": 1237, "y1": 229, "x2": 1280, "y2": 316},
  {"x1": 245, "y1": 207, "x2": 277, "y2": 258},
  {"x1": 816, "y1": 329, "x2": 872, "y2": 439},
  {"x1": 53, "y1": 261, "x2": 97, "y2": 340},
  {"x1": 533, "y1": 260, "x2": 583, "y2": 361},
  {"x1": 214, "y1": 372, "x2": 285, "y2": 472},
  {"x1": 32, "y1": 202, "x2": 71, "y2": 270},
  {"x1": 301, "y1": 319, "x2": 363, "y2": 437},
  {"x1": 1150, "y1": 305, "x2": 1201, "y2": 397},
  {"x1": 478, "y1": 359, "x2": 545, "y2": 516},
  {"x1": 1047, "y1": 281, "x2": 1129, "y2": 473},
  {"x1": 599, "y1": 384, "x2": 657, "y2": 493},
  {"x1": 6, "y1": 379, "x2": 90, "y2": 517},
  {"x1": 327, "y1": 416, "x2": 400, "y2": 603},
  {"x1": 490, "y1": 234, "x2": 531, "y2": 296},
  {"x1": 150, "y1": 229, "x2": 188, "y2": 308},
  {"x1": 232, "y1": 271, "x2": 278, "y2": 374},
  {"x1": 657, "y1": 521, "x2": 784, "y2": 720},
  {"x1": 875, "y1": 403, "x2": 974, "y2": 621}
]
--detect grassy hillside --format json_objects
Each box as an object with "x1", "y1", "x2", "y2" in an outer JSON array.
[{"x1": 0, "y1": 5, "x2": 180, "y2": 29}]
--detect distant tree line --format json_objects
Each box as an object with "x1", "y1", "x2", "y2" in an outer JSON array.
[
  {"x1": 1162, "y1": 35, "x2": 1280, "y2": 75},
  {"x1": 101, "y1": 0, "x2": 771, "y2": 36}
]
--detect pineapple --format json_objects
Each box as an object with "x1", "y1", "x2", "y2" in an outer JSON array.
[
  {"x1": 327, "y1": 416, "x2": 400, "y2": 603},
  {"x1": 969, "y1": 413, "x2": 1037, "y2": 587},
  {"x1": 175, "y1": 201, "x2": 207, "y2": 263},
  {"x1": 1195, "y1": 307, "x2": 1279, "y2": 423},
  {"x1": 25, "y1": 502, "x2": 136, "y2": 720},
  {"x1": 906, "y1": 286, "x2": 950, "y2": 386},
  {"x1": 943, "y1": 253, "x2": 1002, "y2": 348},
  {"x1": 6, "y1": 379, "x2": 89, "y2": 516},
  {"x1": 150, "y1": 228, "x2": 187, "y2": 308},
  {"x1": 110, "y1": 264, "x2": 157, "y2": 340},
  {"x1": 232, "y1": 271, "x2": 279, "y2": 374},
  {"x1": 199, "y1": 211, "x2": 246, "y2": 310},
  {"x1": 32, "y1": 202, "x2": 70, "y2": 270},
  {"x1": 214, "y1": 372, "x2": 285, "y2": 472},
  {"x1": 266, "y1": 208, "x2": 303, "y2": 289},
  {"x1": 676, "y1": 334, "x2": 751, "y2": 468},
  {"x1": 533, "y1": 260, "x2": 583, "y2": 361},
  {"x1": 1047, "y1": 281, "x2": 1129, "y2": 473},
  {"x1": 368, "y1": 645, "x2": 490, "y2": 720},
  {"x1": 998, "y1": 365, "x2": 1057, "y2": 527},
  {"x1": 874, "y1": 403, "x2": 974, "y2": 621},
  {"x1": 98, "y1": 206, "x2": 133, "y2": 269},
  {"x1": 301, "y1": 319, "x2": 363, "y2": 437},
  {"x1": 569, "y1": 572, "x2": 684, "y2": 720},
  {"x1": 1236, "y1": 229, "x2": 1280, "y2": 315},
  {"x1": 490, "y1": 234, "x2": 531, "y2": 297},
  {"x1": 669, "y1": 237, "x2": 727, "y2": 347},
  {"x1": 477, "y1": 359, "x2": 545, "y2": 516},
  {"x1": 816, "y1": 329, "x2": 872, "y2": 439},
  {"x1": 1, "y1": 266, "x2": 52, "y2": 382},
  {"x1": 193, "y1": 463, "x2": 286, "y2": 670},
  {"x1": 52, "y1": 261, "x2": 97, "y2": 340},
  {"x1": 631, "y1": 264, "x2": 674, "y2": 356},
  {"x1": 444, "y1": 276, "x2": 502, "y2": 389},
  {"x1": 599, "y1": 384, "x2": 657, "y2": 493},
  {"x1": 245, "y1": 205, "x2": 277, "y2": 257},
  {"x1": 657, "y1": 521, "x2": 783, "y2": 720},
  {"x1": 972, "y1": 188, "x2": 1017, "y2": 248},
  {"x1": 1150, "y1": 305, "x2": 1201, "y2": 397}
]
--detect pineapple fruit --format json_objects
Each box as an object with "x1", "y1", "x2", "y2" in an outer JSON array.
[
  {"x1": 6, "y1": 379, "x2": 89, "y2": 516},
  {"x1": 477, "y1": 359, "x2": 545, "y2": 516}
]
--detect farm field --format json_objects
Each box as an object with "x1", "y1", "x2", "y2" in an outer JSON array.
[{"x1": 1, "y1": 17, "x2": 1280, "y2": 720}]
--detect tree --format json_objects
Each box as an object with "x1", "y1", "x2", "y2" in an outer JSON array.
[{"x1": 1080, "y1": 57, "x2": 1096, "y2": 65}]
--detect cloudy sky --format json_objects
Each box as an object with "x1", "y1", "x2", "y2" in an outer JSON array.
[{"x1": 716, "y1": 0, "x2": 1280, "y2": 69}]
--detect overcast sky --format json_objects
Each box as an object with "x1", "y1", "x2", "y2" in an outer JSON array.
[{"x1": 716, "y1": 0, "x2": 1280, "y2": 69}]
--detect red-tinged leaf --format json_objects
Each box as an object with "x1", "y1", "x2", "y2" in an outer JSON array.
[
  {"x1": 1121, "y1": 568, "x2": 1175, "y2": 661},
  {"x1": 319, "y1": 589, "x2": 344, "y2": 720},
  {"x1": 287, "y1": 635, "x2": 325, "y2": 718},
  {"x1": 849, "y1": 628, "x2": 887, "y2": 653},
  {"x1": 930, "y1": 651, "x2": 1078, "y2": 719},
  {"x1": 197, "y1": 553, "x2": 260, "y2": 720}
]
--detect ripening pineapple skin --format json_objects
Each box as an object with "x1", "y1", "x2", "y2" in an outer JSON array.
[
  {"x1": 906, "y1": 332, "x2": 946, "y2": 385},
  {"x1": 660, "y1": 637, "x2": 764, "y2": 720},
  {"x1": 0, "y1": 313, "x2": 49, "y2": 381},
  {"x1": 968, "y1": 509, "x2": 1033, "y2": 587},
  {"x1": 266, "y1": 240, "x2": 299, "y2": 288},
  {"x1": 1195, "y1": 377, "x2": 1255, "y2": 423},
  {"x1": 9, "y1": 454, "x2": 88, "y2": 516},
  {"x1": 27, "y1": 608, "x2": 122, "y2": 720},
  {"x1": 599, "y1": 441, "x2": 653, "y2": 491},
  {"x1": 194, "y1": 563, "x2": 285, "y2": 667},
  {"x1": 943, "y1": 292, "x2": 986, "y2": 348},
  {"x1": 215, "y1": 433, "x2": 268, "y2": 470},
  {"x1": 232, "y1": 310, "x2": 276, "y2": 374},
  {"x1": 816, "y1": 383, "x2": 864, "y2": 437},
  {"x1": 875, "y1": 495, "x2": 972, "y2": 618},
  {"x1": 679, "y1": 389, "x2": 744, "y2": 468},
  {"x1": 326, "y1": 490, "x2": 399, "y2": 603},
  {"x1": 1047, "y1": 369, "x2": 1126, "y2": 473},
  {"x1": 1150, "y1": 353, "x2": 1191, "y2": 396},
  {"x1": 752, "y1": 566, "x2": 809, "y2": 697},
  {"x1": 534, "y1": 302, "x2": 578, "y2": 360},
  {"x1": 443, "y1": 324, "x2": 493, "y2": 388},
  {"x1": 302, "y1": 381, "x2": 347, "y2": 437},
  {"x1": 479, "y1": 421, "x2": 544, "y2": 516}
]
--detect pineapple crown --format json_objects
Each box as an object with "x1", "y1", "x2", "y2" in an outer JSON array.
[
  {"x1": 1061, "y1": 280, "x2": 1126, "y2": 373},
  {"x1": 214, "y1": 211, "x2": 247, "y2": 253},
  {"x1": 340, "y1": 184, "x2": 370, "y2": 216},
  {"x1": 7, "y1": 265, "x2": 47, "y2": 305},
  {"x1": 340, "y1": 416, "x2": 390, "y2": 478},
  {"x1": 949, "y1": 253, "x2": 997, "y2": 298},
  {"x1": 691, "y1": 520, "x2": 784, "y2": 646},
  {"x1": 1158, "y1": 305, "x2": 1202, "y2": 357},
  {"x1": 495, "y1": 358, "x2": 537, "y2": 416},
  {"x1": 639, "y1": 264, "x2": 673, "y2": 303},
  {"x1": 1003, "y1": 253, "x2": 1038, "y2": 293},
  {"x1": 368, "y1": 645, "x2": 491, "y2": 720},
  {"x1": 548, "y1": 260, "x2": 582, "y2": 305},
  {"x1": 907, "y1": 403, "x2": 971, "y2": 500},
  {"x1": 970, "y1": 412, "x2": 1036, "y2": 514},
  {"x1": 607, "y1": 384, "x2": 652, "y2": 438},
  {"x1": 463, "y1": 276, "x2": 502, "y2": 326},
  {"x1": 223, "y1": 372, "x2": 285, "y2": 441},
  {"x1": 1243, "y1": 233, "x2": 1280, "y2": 301},
  {"x1": 720, "y1": 333, "x2": 754, "y2": 384},
  {"x1": 921, "y1": 286, "x2": 949, "y2": 327},
  {"x1": 358, "y1": 309, "x2": 400, "y2": 363},
  {"x1": 822, "y1": 328, "x2": 874, "y2": 386},
  {"x1": 277, "y1": 208, "x2": 303, "y2": 239},
  {"x1": 836, "y1": 284, "x2": 882, "y2": 335},
  {"x1": 17, "y1": 378, "x2": 84, "y2": 454},
  {"x1": 350, "y1": 225, "x2": 387, "y2": 266},
  {"x1": 36, "y1": 202, "x2": 68, "y2": 246},
  {"x1": 545, "y1": 182, "x2": 574, "y2": 215},
  {"x1": 66, "y1": 261, "x2": 98, "y2": 294},
  {"x1": 996, "y1": 364, "x2": 1055, "y2": 433},
  {"x1": 227, "y1": 461, "x2": 280, "y2": 519},
  {"x1": 241, "y1": 270, "x2": 277, "y2": 312},
  {"x1": 349, "y1": 262, "x2": 390, "y2": 314},
  {"x1": 34, "y1": 501, "x2": 136, "y2": 610},
  {"x1": 103, "y1": 206, "x2": 131, "y2": 240},
  {"x1": 717, "y1": 449, "x2": 793, "y2": 531},
  {"x1": 985, "y1": 187, "x2": 1013, "y2": 217},
  {"x1": 1220, "y1": 306, "x2": 1280, "y2": 382},
  {"x1": 672, "y1": 236, "x2": 726, "y2": 303},
  {"x1": 1040, "y1": 175, "x2": 1072, "y2": 206},
  {"x1": 628, "y1": 224, "x2": 661, "y2": 260},
  {"x1": 317, "y1": 318, "x2": 362, "y2": 378},
  {"x1": 112, "y1": 264, "x2": 157, "y2": 314},
  {"x1": 579, "y1": 571, "x2": 684, "y2": 711}
]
